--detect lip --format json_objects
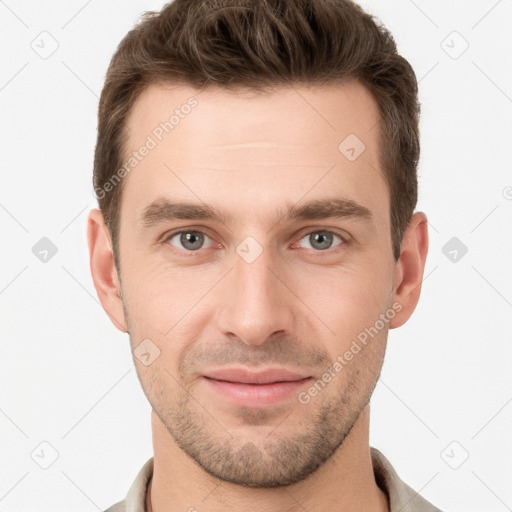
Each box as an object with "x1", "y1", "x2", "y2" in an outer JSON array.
[
  {"x1": 202, "y1": 368, "x2": 310, "y2": 384},
  {"x1": 201, "y1": 368, "x2": 312, "y2": 408}
]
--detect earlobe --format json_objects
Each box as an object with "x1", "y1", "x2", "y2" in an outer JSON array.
[
  {"x1": 87, "y1": 208, "x2": 128, "y2": 333},
  {"x1": 389, "y1": 211, "x2": 429, "y2": 329}
]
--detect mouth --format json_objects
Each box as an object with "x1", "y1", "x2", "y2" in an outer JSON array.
[{"x1": 201, "y1": 368, "x2": 313, "y2": 407}]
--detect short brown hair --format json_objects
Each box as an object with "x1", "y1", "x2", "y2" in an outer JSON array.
[{"x1": 93, "y1": 0, "x2": 420, "y2": 268}]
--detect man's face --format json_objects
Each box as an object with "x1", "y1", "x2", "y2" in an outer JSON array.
[{"x1": 117, "y1": 81, "x2": 398, "y2": 486}]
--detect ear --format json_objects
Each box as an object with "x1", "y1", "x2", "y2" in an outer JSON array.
[
  {"x1": 87, "y1": 208, "x2": 128, "y2": 333},
  {"x1": 389, "y1": 211, "x2": 429, "y2": 329}
]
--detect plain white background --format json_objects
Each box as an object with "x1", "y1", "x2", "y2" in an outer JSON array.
[{"x1": 1, "y1": 1, "x2": 511, "y2": 511}]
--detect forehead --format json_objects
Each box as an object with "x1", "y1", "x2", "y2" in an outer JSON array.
[
  {"x1": 120, "y1": 80, "x2": 388, "y2": 230},
  {"x1": 124, "y1": 80, "x2": 381, "y2": 156}
]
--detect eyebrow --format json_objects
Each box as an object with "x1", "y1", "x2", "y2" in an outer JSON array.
[{"x1": 138, "y1": 196, "x2": 373, "y2": 229}]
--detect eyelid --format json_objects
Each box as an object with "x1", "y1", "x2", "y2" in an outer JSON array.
[
  {"x1": 162, "y1": 227, "x2": 217, "y2": 254},
  {"x1": 291, "y1": 228, "x2": 350, "y2": 251},
  {"x1": 160, "y1": 226, "x2": 214, "y2": 242}
]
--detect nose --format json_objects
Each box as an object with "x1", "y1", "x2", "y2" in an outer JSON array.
[{"x1": 215, "y1": 242, "x2": 295, "y2": 347}]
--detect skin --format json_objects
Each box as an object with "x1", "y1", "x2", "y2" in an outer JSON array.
[{"x1": 88, "y1": 80, "x2": 428, "y2": 512}]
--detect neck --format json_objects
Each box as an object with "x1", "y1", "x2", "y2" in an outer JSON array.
[{"x1": 147, "y1": 405, "x2": 388, "y2": 512}]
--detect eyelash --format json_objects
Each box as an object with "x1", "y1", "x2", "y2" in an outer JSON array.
[{"x1": 161, "y1": 228, "x2": 351, "y2": 257}]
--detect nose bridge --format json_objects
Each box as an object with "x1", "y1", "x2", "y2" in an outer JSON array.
[{"x1": 215, "y1": 238, "x2": 294, "y2": 346}]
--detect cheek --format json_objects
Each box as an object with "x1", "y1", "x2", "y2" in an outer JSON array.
[
  {"x1": 120, "y1": 259, "x2": 168, "y2": 333},
  {"x1": 295, "y1": 258, "x2": 391, "y2": 341},
  {"x1": 122, "y1": 259, "x2": 218, "y2": 342}
]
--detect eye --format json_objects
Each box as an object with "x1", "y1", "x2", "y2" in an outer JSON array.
[
  {"x1": 297, "y1": 230, "x2": 345, "y2": 251},
  {"x1": 166, "y1": 230, "x2": 213, "y2": 251}
]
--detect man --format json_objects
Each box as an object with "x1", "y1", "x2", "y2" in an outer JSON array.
[{"x1": 87, "y1": 0, "x2": 441, "y2": 510}]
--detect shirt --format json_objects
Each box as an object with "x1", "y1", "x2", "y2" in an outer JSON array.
[{"x1": 104, "y1": 446, "x2": 444, "y2": 512}]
